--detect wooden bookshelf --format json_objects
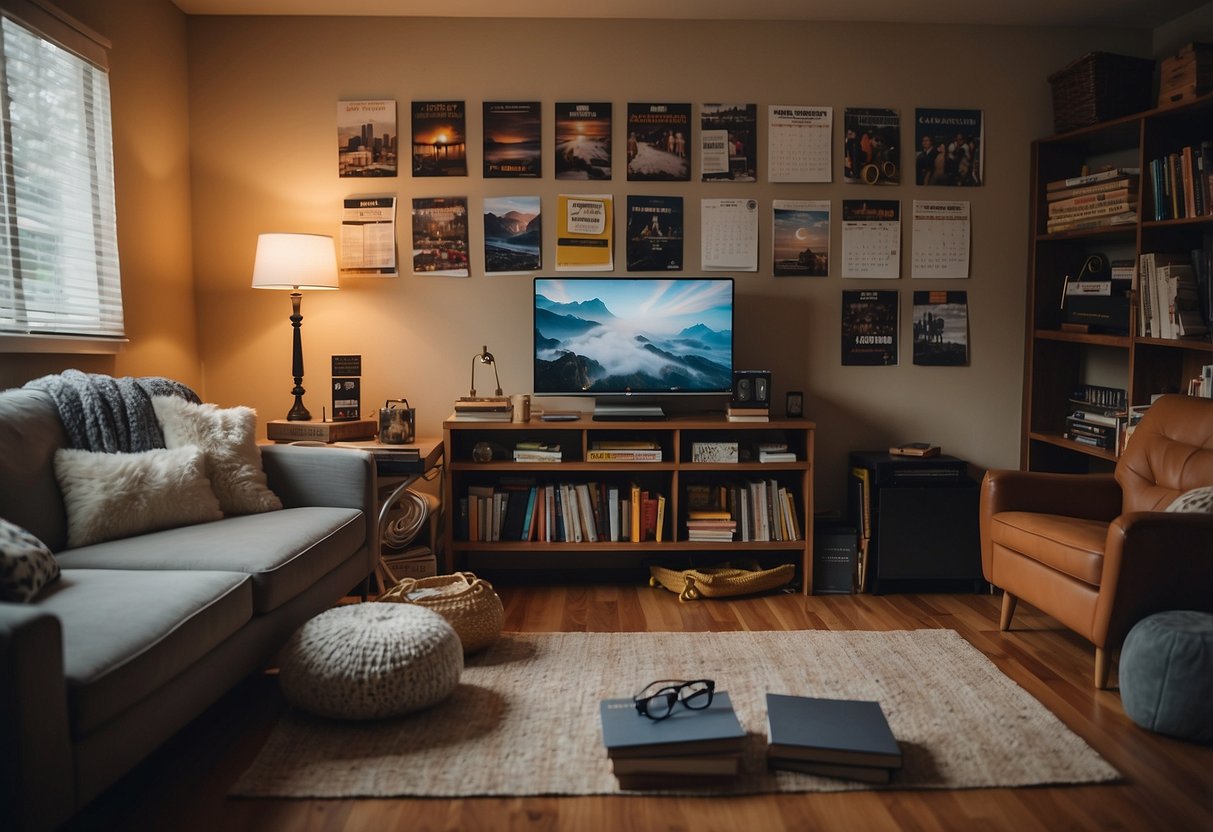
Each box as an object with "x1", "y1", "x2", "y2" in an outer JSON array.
[
  {"x1": 1023, "y1": 94, "x2": 1213, "y2": 472},
  {"x1": 443, "y1": 414, "x2": 817, "y2": 593}
]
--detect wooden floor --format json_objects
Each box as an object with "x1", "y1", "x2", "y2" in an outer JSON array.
[{"x1": 65, "y1": 584, "x2": 1212, "y2": 832}]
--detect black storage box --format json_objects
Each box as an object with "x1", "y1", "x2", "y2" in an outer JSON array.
[{"x1": 1064, "y1": 281, "x2": 1132, "y2": 333}]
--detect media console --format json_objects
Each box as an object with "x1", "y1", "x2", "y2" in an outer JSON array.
[{"x1": 443, "y1": 414, "x2": 817, "y2": 592}]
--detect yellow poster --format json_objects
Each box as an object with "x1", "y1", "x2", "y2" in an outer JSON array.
[{"x1": 555, "y1": 193, "x2": 613, "y2": 271}]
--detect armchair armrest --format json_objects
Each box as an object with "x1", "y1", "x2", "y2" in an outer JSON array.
[
  {"x1": 980, "y1": 469, "x2": 1123, "y2": 521},
  {"x1": 259, "y1": 444, "x2": 378, "y2": 575},
  {"x1": 1094, "y1": 511, "x2": 1213, "y2": 651},
  {"x1": 0, "y1": 604, "x2": 74, "y2": 832}
]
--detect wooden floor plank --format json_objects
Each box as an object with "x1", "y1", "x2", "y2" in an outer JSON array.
[{"x1": 63, "y1": 585, "x2": 1213, "y2": 832}]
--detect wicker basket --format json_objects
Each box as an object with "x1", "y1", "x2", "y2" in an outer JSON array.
[
  {"x1": 379, "y1": 571, "x2": 503, "y2": 653},
  {"x1": 1048, "y1": 52, "x2": 1155, "y2": 133},
  {"x1": 648, "y1": 562, "x2": 795, "y2": 602}
]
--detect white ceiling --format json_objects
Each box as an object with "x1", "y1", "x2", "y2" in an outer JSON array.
[{"x1": 171, "y1": 0, "x2": 1207, "y2": 30}]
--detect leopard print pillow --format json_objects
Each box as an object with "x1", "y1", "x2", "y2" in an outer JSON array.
[
  {"x1": 1166, "y1": 486, "x2": 1213, "y2": 514},
  {"x1": 0, "y1": 517, "x2": 61, "y2": 602}
]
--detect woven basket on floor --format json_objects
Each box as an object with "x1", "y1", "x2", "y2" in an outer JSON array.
[
  {"x1": 649, "y1": 562, "x2": 795, "y2": 602},
  {"x1": 379, "y1": 571, "x2": 503, "y2": 653}
]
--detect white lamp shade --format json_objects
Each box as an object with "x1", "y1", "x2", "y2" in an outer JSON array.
[{"x1": 251, "y1": 233, "x2": 339, "y2": 290}]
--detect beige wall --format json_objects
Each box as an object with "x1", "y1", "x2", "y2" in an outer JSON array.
[
  {"x1": 186, "y1": 15, "x2": 1156, "y2": 512},
  {"x1": 0, "y1": 0, "x2": 200, "y2": 391},
  {"x1": 2, "y1": 4, "x2": 1169, "y2": 515}
]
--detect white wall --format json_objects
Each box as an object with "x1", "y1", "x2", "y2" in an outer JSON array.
[{"x1": 177, "y1": 16, "x2": 1151, "y2": 513}]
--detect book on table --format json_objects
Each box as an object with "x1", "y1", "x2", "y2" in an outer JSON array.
[
  {"x1": 599, "y1": 690, "x2": 746, "y2": 759},
  {"x1": 765, "y1": 693, "x2": 902, "y2": 770}
]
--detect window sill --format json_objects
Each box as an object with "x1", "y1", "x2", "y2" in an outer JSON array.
[{"x1": 0, "y1": 334, "x2": 127, "y2": 355}]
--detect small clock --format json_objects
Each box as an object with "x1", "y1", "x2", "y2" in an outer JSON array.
[{"x1": 786, "y1": 391, "x2": 804, "y2": 419}]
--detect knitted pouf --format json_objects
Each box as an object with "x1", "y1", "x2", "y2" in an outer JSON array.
[
  {"x1": 278, "y1": 603, "x2": 463, "y2": 720},
  {"x1": 1119, "y1": 610, "x2": 1213, "y2": 744}
]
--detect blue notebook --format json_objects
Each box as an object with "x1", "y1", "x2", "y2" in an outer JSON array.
[
  {"x1": 600, "y1": 691, "x2": 747, "y2": 758},
  {"x1": 765, "y1": 693, "x2": 902, "y2": 769}
]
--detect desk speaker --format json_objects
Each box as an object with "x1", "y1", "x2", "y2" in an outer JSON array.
[{"x1": 732, "y1": 370, "x2": 771, "y2": 407}]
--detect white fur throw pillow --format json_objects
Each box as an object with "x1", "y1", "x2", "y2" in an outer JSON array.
[
  {"x1": 0, "y1": 517, "x2": 60, "y2": 602},
  {"x1": 54, "y1": 446, "x2": 223, "y2": 548},
  {"x1": 151, "y1": 396, "x2": 282, "y2": 516},
  {"x1": 1166, "y1": 485, "x2": 1213, "y2": 513}
]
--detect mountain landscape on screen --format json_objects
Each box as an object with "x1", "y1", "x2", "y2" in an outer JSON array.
[{"x1": 533, "y1": 278, "x2": 734, "y2": 395}]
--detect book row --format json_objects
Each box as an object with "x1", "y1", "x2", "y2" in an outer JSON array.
[
  {"x1": 456, "y1": 480, "x2": 666, "y2": 544},
  {"x1": 685, "y1": 479, "x2": 803, "y2": 542},
  {"x1": 455, "y1": 477, "x2": 805, "y2": 544},
  {"x1": 1145, "y1": 141, "x2": 1212, "y2": 221},
  {"x1": 1137, "y1": 249, "x2": 1212, "y2": 340},
  {"x1": 1043, "y1": 168, "x2": 1140, "y2": 233}
]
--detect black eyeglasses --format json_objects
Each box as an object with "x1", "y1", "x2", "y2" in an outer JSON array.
[{"x1": 633, "y1": 679, "x2": 715, "y2": 721}]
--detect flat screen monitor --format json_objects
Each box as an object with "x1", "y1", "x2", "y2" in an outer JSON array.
[{"x1": 533, "y1": 277, "x2": 734, "y2": 415}]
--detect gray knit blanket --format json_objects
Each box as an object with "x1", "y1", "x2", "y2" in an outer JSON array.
[{"x1": 24, "y1": 369, "x2": 201, "y2": 453}]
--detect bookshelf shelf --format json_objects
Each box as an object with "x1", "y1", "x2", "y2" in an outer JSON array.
[
  {"x1": 443, "y1": 415, "x2": 816, "y2": 592},
  {"x1": 1024, "y1": 93, "x2": 1213, "y2": 473}
]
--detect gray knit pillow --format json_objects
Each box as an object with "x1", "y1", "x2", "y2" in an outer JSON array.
[{"x1": 0, "y1": 517, "x2": 60, "y2": 602}]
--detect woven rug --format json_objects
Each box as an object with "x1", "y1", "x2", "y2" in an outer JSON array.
[{"x1": 231, "y1": 629, "x2": 1119, "y2": 797}]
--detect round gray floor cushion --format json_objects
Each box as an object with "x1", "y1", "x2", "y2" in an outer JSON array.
[
  {"x1": 1119, "y1": 610, "x2": 1213, "y2": 744},
  {"x1": 279, "y1": 603, "x2": 463, "y2": 720}
]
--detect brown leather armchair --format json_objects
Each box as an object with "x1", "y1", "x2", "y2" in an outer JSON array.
[{"x1": 980, "y1": 394, "x2": 1213, "y2": 688}]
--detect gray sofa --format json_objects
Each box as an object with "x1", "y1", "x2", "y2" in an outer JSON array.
[{"x1": 0, "y1": 386, "x2": 378, "y2": 831}]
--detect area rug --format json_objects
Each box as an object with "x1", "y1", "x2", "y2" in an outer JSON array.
[{"x1": 231, "y1": 629, "x2": 1119, "y2": 797}]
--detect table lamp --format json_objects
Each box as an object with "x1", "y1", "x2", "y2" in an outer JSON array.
[{"x1": 251, "y1": 232, "x2": 339, "y2": 421}]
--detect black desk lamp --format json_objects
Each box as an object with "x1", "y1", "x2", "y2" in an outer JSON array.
[{"x1": 252, "y1": 233, "x2": 339, "y2": 421}]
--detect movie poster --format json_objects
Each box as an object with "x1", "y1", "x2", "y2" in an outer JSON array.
[
  {"x1": 772, "y1": 199, "x2": 830, "y2": 276},
  {"x1": 555, "y1": 193, "x2": 613, "y2": 271},
  {"x1": 555, "y1": 102, "x2": 612, "y2": 180},
  {"x1": 626, "y1": 195, "x2": 683, "y2": 272},
  {"x1": 841, "y1": 290, "x2": 899, "y2": 365},
  {"x1": 914, "y1": 108, "x2": 983, "y2": 186},
  {"x1": 412, "y1": 197, "x2": 469, "y2": 276},
  {"x1": 843, "y1": 107, "x2": 900, "y2": 185},
  {"x1": 337, "y1": 100, "x2": 397, "y2": 177},
  {"x1": 483, "y1": 102, "x2": 541, "y2": 178},
  {"x1": 411, "y1": 101, "x2": 467, "y2": 177},
  {"x1": 913, "y1": 290, "x2": 969, "y2": 365},
  {"x1": 483, "y1": 196, "x2": 541, "y2": 274},
  {"x1": 700, "y1": 103, "x2": 757, "y2": 182},
  {"x1": 627, "y1": 102, "x2": 691, "y2": 181}
]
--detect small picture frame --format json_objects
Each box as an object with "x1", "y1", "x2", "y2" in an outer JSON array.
[{"x1": 786, "y1": 391, "x2": 804, "y2": 418}]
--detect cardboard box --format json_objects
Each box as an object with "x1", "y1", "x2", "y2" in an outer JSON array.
[{"x1": 384, "y1": 551, "x2": 437, "y2": 580}]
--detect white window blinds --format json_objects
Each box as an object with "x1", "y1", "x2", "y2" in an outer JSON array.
[{"x1": 0, "y1": 5, "x2": 123, "y2": 343}]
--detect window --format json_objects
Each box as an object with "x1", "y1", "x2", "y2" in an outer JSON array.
[{"x1": 0, "y1": 2, "x2": 122, "y2": 350}]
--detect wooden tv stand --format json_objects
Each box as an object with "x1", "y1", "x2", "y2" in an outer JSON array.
[{"x1": 443, "y1": 414, "x2": 816, "y2": 593}]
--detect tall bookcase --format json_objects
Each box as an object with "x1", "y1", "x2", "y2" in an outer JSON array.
[
  {"x1": 1024, "y1": 94, "x2": 1213, "y2": 472},
  {"x1": 442, "y1": 415, "x2": 817, "y2": 593}
]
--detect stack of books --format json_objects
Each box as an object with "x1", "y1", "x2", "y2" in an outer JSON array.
[
  {"x1": 1065, "y1": 384, "x2": 1127, "y2": 453},
  {"x1": 1044, "y1": 167, "x2": 1139, "y2": 234},
  {"x1": 726, "y1": 405, "x2": 769, "y2": 423},
  {"x1": 512, "y1": 441, "x2": 562, "y2": 462},
  {"x1": 888, "y1": 442, "x2": 940, "y2": 458},
  {"x1": 586, "y1": 439, "x2": 663, "y2": 462},
  {"x1": 452, "y1": 398, "x2": 512, "y2": 422},
  {"x1": 757, "y1": 441, "x2": 796, "y2": 462},
  {"x1": 599, "y1": 690, "x2": 747, "y2": 789},
  {"x1": 685, "y1": 509, "x2": 736, "y2": 542},
  {"x1": 265, "y1": 418, "x2": 377, "y2": 443},
  {"x1": 766, "y1": 693, "x2": 903, "y2": 784}
]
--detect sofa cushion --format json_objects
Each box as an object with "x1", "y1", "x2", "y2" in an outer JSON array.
[
  {"x1": 54, "y1": 446, "x2": 224, "y2": 548},
  {"x1": 35, "y1": 568, "x2": 253, "y2": 737},
  {"x1": 989, "y1": 511, "x2": 1107, "y2": 586},
  {"x1": 151, "y1": 396, "x2": 282, "y2": 516},
  {"x1": 0, "y1": 517, "x2": 60, "y2": 602},
  {"x1": 55, "y1": 507, "x2": 365, "y2": 613}
]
